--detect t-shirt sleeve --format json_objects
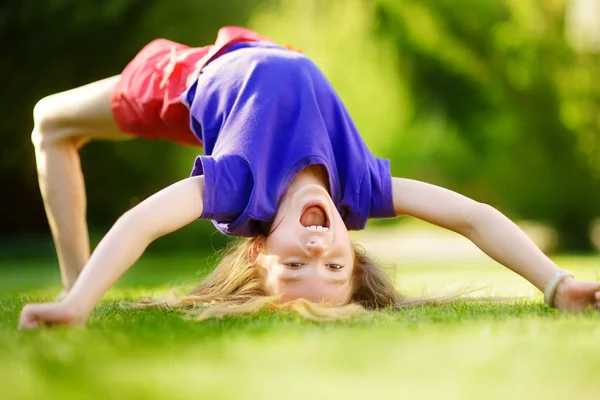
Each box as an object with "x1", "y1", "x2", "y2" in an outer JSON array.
[
  {"x1": 342, "y1": 156, "x2": 395, "y2": 230},
  {"x1": 190, "y1": 154, "x2": 254, "y2": 223},
  {"x1": 368, "y1": 157, "x2": 395, "y2": 219}
]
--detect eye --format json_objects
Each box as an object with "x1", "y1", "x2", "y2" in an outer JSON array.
[
  {"x1": 286, "y1": 262, "x2": 304, "y2": 268},
  {"x1": 327, "y1": 264, "x2": 344, "y2": 271}
]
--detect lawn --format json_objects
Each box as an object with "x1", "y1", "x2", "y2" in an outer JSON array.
[{"x1": 1, "y1": 252, "x2": 599, "y2": 400}]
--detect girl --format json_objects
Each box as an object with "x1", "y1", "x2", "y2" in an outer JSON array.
[{"x1": 19, "y1": 27, "x2": 600, "y2": 329}]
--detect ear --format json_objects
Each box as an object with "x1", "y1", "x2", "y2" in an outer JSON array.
[
  {"x1": 251, "y1": 238, "x2": 279, "y2": 272},
  {"x1": 248, "y1": 237, "x2": 265, "y2": 263}
]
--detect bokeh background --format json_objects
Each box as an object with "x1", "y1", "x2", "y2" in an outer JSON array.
[{"x1": 2, "y1": 0, "x2": 600, "y2": 259}]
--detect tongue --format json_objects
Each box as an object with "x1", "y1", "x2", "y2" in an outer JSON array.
[{"x1": 300, "y1": 205, "x2": 327, "y2": 227}]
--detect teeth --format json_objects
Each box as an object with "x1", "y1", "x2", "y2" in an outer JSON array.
[{"x1": 306, "y1": 225, "x2": 328, "y2": 232}]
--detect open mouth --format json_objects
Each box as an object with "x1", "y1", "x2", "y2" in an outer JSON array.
[{"x1": 299, "y1": 202, "x2": 330, "y2": 229}]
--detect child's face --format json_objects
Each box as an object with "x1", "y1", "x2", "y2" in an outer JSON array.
[{"x1": 262, "y1": 183, "x2": 354, "y2": 305}]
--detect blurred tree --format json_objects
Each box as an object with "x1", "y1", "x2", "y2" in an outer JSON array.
[
  {"x1": 374, "y1": 0, "x2": 600, "y2": 250},
  {"x1": 250, "y1": 0, "x2": 600, "y2": 250},
  {"x1": 3, "y1": 0, "x2": 600, "y2": 252},
  {"x1": 0, "y1": 0, "x2": 257, "y2": 253},
  {"x1": 0, "y1": 0, "x2": 158, "y2": 237}
]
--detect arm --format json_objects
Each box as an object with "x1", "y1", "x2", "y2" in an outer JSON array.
[
  {"x1": 19, "y1": 175, "x2": 205, "y2": 329},
  {"x1": 392, "y1": 177, "x2": 600, "y2": 311}
]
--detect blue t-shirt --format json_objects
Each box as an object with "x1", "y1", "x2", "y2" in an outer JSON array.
[{"x1": 182, "y1": 41, "x2": 395, "y2": 236}]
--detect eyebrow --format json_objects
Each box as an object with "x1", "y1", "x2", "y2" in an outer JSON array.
[{"x1": 279, "y1": 276, "x2": 349, "y2": 285}]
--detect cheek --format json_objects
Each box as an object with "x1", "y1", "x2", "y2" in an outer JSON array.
[
  {"x1": 261, "y1": 263, "x2": 285, "y2": 295},
  {"x1": 265, "y1": 231, "x2": 296, "y2": 255},
  {"x1": 329, "y1": 285, "x2": 353, "y2": 306}
]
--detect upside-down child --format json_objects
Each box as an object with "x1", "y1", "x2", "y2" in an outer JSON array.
[{"x1": 19, "y1": 27, "x2": 600, "y2": 329}]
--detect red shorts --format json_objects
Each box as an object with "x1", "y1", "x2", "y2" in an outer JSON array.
[{"x1": 110, "y1": 27, "x2": 273, "y2": 147}]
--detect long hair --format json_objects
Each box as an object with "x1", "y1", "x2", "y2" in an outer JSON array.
[{"x1": 136, "y1": 236, "x2": 473, "y2": 321}]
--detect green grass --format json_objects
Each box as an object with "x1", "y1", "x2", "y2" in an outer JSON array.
[{"x1": 1, "y1": 254, "x2": 600, "y2": 400}]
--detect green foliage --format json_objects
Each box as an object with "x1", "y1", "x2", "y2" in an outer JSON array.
[
  {"x1": 3, "y1": 0, "x2": 600, "y2": 250},
  {"x1": 374, "y1": 0, "x2": 600, "y2": 250},
  {"x1": 1, "y1": 0, "x2": 255, "y2": 252},
  {"x1": 1, "y1": 0, "x2": 160, "y2": 236},
  {"x1": 250, "y1": 0, "x2": 600, "y2": 250}
]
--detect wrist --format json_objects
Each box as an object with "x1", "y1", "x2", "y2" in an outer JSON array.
[
  {"x1": 552, "y1": 275, "x2": 573, "y2": 303},
  {"x1": 544, "y1": 270, "x2": 574, "y2": 307},
  {"x1": 62, "y1": 292, "x2": 95, "y2": 320}
]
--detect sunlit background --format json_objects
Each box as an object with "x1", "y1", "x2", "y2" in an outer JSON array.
[
  {"x1": 2, "y1": 0, "x2": 600, "y2": 261},
  {"x1": 3, "y1": 4, "x2": 600, "y2": 398}
]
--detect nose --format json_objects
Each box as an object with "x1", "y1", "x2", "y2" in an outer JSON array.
[{"x1": 305, "y1": 239, "x2": 328, "y2": 255}]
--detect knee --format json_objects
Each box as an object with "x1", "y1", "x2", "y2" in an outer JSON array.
[
  {"x1": 33, "y1": 95, "x2": 56, "y2": 132},
  {"x1": 31, "y1": 95, "x2": 68, "y2": 149}
]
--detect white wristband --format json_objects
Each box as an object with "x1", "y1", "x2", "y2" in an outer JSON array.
[{"x1": 544, "y1": 270, "x2": 574, "y2": 307}]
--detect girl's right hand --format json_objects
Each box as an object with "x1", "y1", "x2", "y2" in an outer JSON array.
[{"x1": 18, "y1": 301, "x2": 88, "y2": 330}]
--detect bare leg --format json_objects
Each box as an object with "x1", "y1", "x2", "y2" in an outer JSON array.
[{"x1": 32, "y1": 76, "x2": 131, "y2": 290}]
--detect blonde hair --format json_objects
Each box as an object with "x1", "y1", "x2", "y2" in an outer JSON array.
[{"x1": 136, "y1": 236, "x2": 475, "y2": 321}]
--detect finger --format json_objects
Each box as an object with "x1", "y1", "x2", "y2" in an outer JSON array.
[
  {"x1": 18, "y1": 304, "x2": 59, "y2": 330},
  {"x1": 18, "y1": 308, "x2": 40, "y2": 330},
  {"x1": 582, "y1": 284, "x2": 600, "y2": 304},
  {"x1": 18, "y1": 317, "x2": 40, "y2": 330}
]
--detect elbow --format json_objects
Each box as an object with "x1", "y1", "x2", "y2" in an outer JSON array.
[{"x1": 462, "y1": 202, "x2": 497, "y2": 237}]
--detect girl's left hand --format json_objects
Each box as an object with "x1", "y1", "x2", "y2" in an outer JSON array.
[{"x1": 553, "y1": 277, "x2": 600, "y2": 312}]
